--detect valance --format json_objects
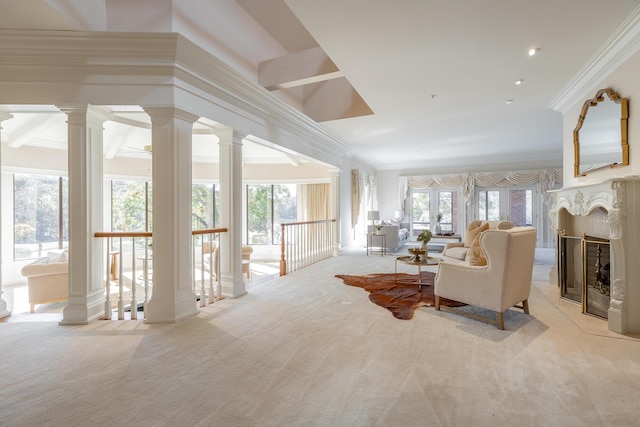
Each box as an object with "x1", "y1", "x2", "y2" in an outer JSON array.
[{"x1": 399, "y1": 168, "x2": 562, "y2": 208}]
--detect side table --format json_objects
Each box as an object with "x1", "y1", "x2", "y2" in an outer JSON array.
[
  {"x1": 395, "y1": 255, "x2": 439, "y2": 287},
  {"x1": 367, "y1": 233, "x2": 386, "y2": 256}
]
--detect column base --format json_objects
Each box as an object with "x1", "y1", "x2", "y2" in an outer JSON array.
[
  {"x1": 144, "y1": 288, "x2": 198, "y2": 324},
  {"x1": 220, "y1": 274, "x2": 247, "y2": 299},
  {"x1": 60, "y1": 290, "x2": 105, "y2": 325}
]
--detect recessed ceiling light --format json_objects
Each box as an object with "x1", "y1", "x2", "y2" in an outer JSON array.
[
  {"x1": 505, "y1": 99, "x2": 513, "y2": 104},
  {"x1": 515, "y1": 79, "x2": 524, "y2": 85},
  {"x1": 528, "y1": 48, "x2": 540, "y2": 56}
]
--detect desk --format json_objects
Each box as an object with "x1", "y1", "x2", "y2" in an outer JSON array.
[
  {"x1": 367, "y1": 233, "x2": 386, "y2": 256},
  {"x1": 395, "y1": 255, "x2": 439, "y2": 287}
]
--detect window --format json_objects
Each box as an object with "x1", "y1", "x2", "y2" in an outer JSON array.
[
  {"x1": 477, "y1": 188, "x2": 534, "y2": 225},
  {"x1": 13, "y1": 173, "x2": 68, "y2": 260},
  {"x1": 192, "y1": 183, "x2": 219, "y2": 230},
  {"x1": 411, "y1": 189, "x2": 459, "y2": 236},
  {"x1": 246, "y1": 184, "x2": 297, "y2": 245},
  {"x1": 478, "y1": 190, "x2": 500, "y2": 221},
  {"x1": 111, "y1": 180, "x2": 151, "y2": 232}
]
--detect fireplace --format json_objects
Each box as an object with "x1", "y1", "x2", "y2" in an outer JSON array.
[
  {"x1": 550, "y1": 179, "x2": 640, "y2": 334},
  {"x1": 558, "y1": 232, "x2": 610, "y2": 319}
]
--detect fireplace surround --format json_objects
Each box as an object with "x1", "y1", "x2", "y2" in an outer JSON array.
[{"x1": 550, "y1": 179, "x2": 640, "y2": 334}]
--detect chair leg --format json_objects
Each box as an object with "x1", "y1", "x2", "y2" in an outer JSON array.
[
  {"x1": 496, "y1": 312, "x2": 505, "y2": 330},
  {"x1": 435, "y1": 295, "x2": 441, "y2": 310},
  {"x1": 522, "y1": 299, "x2": 530, "y2": 314}
]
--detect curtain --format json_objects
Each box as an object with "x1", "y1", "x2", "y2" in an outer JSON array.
[
  {"x1": 351, "y1": 169, "x2": 360, "y2": 228},
  {"x1": 400, "y1": 168, "x2": 563, "y2": 207},
  {"x1": 305, "y1": 183, "x2": 330, "y2": 221}
]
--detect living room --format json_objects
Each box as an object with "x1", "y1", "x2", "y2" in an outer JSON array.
[{"x1": 2, "y1": 1, "x2": 640, "y2": 425}]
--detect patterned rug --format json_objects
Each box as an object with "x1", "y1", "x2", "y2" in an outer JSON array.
[{"x1": 336, "y1": 271, "x2": 464, "y2": 320}]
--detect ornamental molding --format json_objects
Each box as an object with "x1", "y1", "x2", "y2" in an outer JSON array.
[{"x1": 0, "y1": 29, "x2": 366, "y2": 170}]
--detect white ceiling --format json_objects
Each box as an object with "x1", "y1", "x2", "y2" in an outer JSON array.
[
  {"x1": 256, "y1": 0, "x2": 640, "y2": 171},
  {"x1": 1, "y1": 1, "x2": 639, "y2": 172}
]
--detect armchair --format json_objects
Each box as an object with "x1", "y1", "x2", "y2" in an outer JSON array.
[
  {"x1": 434, "y1": 227, "x2": 537, "y2": 329},
  {"x1": 202, "y1": 242, "x2": 253, "y2": 280}
]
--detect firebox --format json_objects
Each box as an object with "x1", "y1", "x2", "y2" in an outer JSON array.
[{"x1": 558, "y1": 232, "x2": 610, "y2": 319}]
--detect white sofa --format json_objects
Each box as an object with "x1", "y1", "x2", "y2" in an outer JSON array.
[
  {"x1": 20, "y1": 250, "x2": 68, "y2": 313},
  {"x1": 441, "y1": 220, "x2": 514, "y2": 263},
  {"x1": 367, "y1": 224, "x2": 410, "y2": 251},
  {"x1": 435, "y1": 227, "x2": 537, "y2": 329}
]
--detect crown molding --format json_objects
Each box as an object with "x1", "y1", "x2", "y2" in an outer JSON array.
[
  {"x1": 0, "y1": 30, "x2": 371, "y2": 170},
  {"x1": 548, "y1": 5, "x2": 640, "y2": 113}
]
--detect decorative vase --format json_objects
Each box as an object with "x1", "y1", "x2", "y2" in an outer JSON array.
[
  {"x1": 421, "y1": 240, "x2": 427, "y2": 250},
  {"x1": 435, "y1": 222, "x2": 442, "y2": 235}
]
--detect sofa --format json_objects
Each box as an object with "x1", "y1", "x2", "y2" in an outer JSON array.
[
  {"x1": 441, "y1": 221, "x2": 514, "y2": 263},
  {"x1": 367, "y1": 224, "x2": 410, "y2": 251},
  {"x1": 20, "y1": 250, "x2": 69, "y2": 313}
]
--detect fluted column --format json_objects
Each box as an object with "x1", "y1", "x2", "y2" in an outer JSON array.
[
  {"x1": 59, "y1": 106, "x2": 108, "y2": 325},
  {"x1": 0, "y1": 111, "x2": 14, "y2": 319},
  {"x1": 219, "y1": 130, "x2": 247, "y2": 298},
  {"x1": 143, "y1": 107, "x2": 199, "y2": 323}
]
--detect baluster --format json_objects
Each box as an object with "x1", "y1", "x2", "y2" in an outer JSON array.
[
  {"x1": 280, "y1": 223, "x2": 286, "y2": 276},
  {"x1": 208, "y1": 234, "x2": 214, "y2": 303},
  {"x1": 143, "y1": 237, "x2": 150, "y2": 311},
  {"x1": 130, "y1": 240, "x2": 138, "y2": 320},
  {"x1": 199, "y1": 235, "x2": 205, "y2": 307},
  {"x1": 104, "y1": 239, "x2": 112, "y2": 320},
  {"x1": 118, "y1": 237, "x2": 124, "y2": 320}
]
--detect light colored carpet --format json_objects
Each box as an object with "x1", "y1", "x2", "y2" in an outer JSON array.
[{"x1": 1, "y1": 248, "x2": 639, "y2": 427}]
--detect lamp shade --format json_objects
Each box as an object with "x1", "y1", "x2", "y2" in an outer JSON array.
[
  {"x1": 367, "y1": 210, "x2": 380, "y2": 221},
  {"x1": 394, "y1": 210, "x2": 403, "y2": 221}
]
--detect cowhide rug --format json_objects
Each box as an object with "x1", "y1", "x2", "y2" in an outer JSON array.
[{"x1": 335, "y1": 271, "x2": 464, "y2": 320}]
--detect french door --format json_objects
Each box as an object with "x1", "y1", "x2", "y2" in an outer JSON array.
[
  {"x1": 477, "y1": 187, "x2": 534, "y2": 226},
  {"x1": 410, "y1": 189, "x2": 459, "y2": 236}
]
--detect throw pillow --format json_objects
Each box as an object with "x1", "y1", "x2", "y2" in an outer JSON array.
[
  {"x1": 464, "y1": 221, "x2": 489, "y2": 248},
  {"x1": 468, "y1": 233, "x2": 487, "y2": 266}
]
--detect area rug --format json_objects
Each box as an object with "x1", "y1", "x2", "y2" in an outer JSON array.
[{"x1": 335, "y1": 271, "x2": 464, "y2": 320}]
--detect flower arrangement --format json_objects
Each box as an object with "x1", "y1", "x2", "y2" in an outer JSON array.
[
  {"x1": 436, "y1": 213, "x2": 443, "y2": 223},
  {"x1": 374, "y1": 224, "x2": 383, "y2": 233},
  {"x1": 417, "y1": 229, "x2": 432, "y2": 243}
]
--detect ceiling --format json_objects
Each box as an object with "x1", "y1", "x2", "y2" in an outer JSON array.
[
  {"x1": 242, "y1": 0, "x2": 640, "y2": 172},
  {"x1": 1, "y1": 1, "x2": 639, "y2": 172}
]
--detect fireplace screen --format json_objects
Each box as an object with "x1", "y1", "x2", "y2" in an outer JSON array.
[{"x1": 558, "y1": 233, "x2": 610, "y2": 319}]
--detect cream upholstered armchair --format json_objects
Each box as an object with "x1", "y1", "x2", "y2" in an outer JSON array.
[
  {"x1": 202, "y1": 242, "x2": 253, "y2": 280},
  {"x1": 434, "y1": 227, "x2": 537, "y2": 329}
]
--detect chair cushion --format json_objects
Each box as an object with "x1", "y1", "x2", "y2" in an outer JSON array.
[
  {"x1": 443, "y1": 246, "x2": 468, "y2": 260},
  {"x1": 464, "y1": 222, "x2": 489, "y2": 248},
  {"x1": 468, "y1": 233, "x2": 487, "y2": 266}
]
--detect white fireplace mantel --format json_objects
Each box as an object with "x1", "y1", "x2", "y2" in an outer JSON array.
[{"x1": 549, "y1": 178, "x2": 640, "y2": 334}]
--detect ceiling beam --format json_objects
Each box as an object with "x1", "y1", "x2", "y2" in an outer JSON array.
[{"x1": 259, "y1": 46, "x2": 344, "y2": 91}]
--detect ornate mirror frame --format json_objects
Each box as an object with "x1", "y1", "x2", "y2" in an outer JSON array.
[{"x1": 573, "y1": 88, "x2": 629, "y2": 176}]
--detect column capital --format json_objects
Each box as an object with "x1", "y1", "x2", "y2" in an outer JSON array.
[
  {"x1": 0, "y1": 111, "x2": 14, "y2": 122},
  {"x1": 142, "y1": 107, "x2": 200, "y2": 124}
]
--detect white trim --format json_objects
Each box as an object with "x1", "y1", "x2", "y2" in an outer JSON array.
[{"x1": 548, "y1": 5, "x2": 640, "y2": 113}]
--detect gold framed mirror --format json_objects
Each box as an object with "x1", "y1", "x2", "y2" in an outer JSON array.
[{"x1": 574, "y1": 88, "x2": 629, "y2": 176}]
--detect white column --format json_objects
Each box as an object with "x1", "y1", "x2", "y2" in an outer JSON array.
[
  {"x1": 0, "y1": 111, "x2": 14, "y2": 319},
  {"x1": 59, "y1": 106, "x2": 108, "y2": 325},
  {"x1": 219, "y1": 130, "x2": 247, "y2": 298},
  {"x1": 143, "y1": 107, "x2": 199, "y2": 323},
  {"x1": 329, "y1": 168, "x2": 341, "y2": 256}
]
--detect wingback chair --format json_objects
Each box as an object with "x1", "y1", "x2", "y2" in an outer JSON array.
[{"x1": 434, "y1": 227, "x2": 537, "y2": 329}]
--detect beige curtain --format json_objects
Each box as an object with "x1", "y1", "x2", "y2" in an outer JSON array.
[
  {"x1": 305, "y1": 183, "x2": 330, "y2": 221},
  {"x1": 400, "y1": 168, "x2": 563, "y2": 207},
  {"x1": 351, "y1": 169, "x2": 360, "y2": 228}
]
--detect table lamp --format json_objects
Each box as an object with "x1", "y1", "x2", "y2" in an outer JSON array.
[{"x1": 367, "y1": 210, "x2": 380, "y2": 231}]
